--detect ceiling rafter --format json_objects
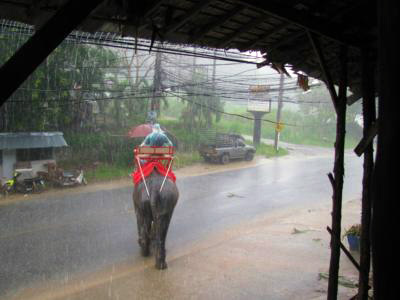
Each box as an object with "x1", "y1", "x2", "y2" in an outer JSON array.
[
  {"x1": 263, "y1": 1, "x2": 362, "y2": 55},
  {"x1": 266, "y1": 29, "x2": 305, "y2": 52},
  {"x1": 142, "y1": 0, "x2": 167, "y2": 19},
  {"x1": 189, "y1": 4, "x2": 245, "y2": 44},
  {"x1": 239, "y1": 21, "x2": 289, "y2": 50},
  {"x1": 163, "y1": 0, "x2": 212, "y2": 36},
  {"x1": 136, "y1": 0, "x2": 168, "y2": 32},
  {"x1": 217, "y1": 14, "x2": 266, "y2": 48},
  {"x1": 237, "y1": 0, "x2": 361, "y2": 48}
]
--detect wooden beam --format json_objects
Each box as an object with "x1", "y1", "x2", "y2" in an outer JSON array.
[
  {"x1": 354, "y1": 121, "x2": 377, "y2": 157},
  {"x1": 347, "y1": 93, "x2": 362, "y2": 106},
  {"x1": 163, "y1": 0, "x2": 212, "y2": 35},
  {"x1": 0, "y1": 0, "x2": 103, "y2": 107},
  {"x1": 327, "y1": 227, "x2": 361, "y2": 271},
  {"x1": 218, "y1": 15, "x2": 266, "y2": 48},
  {"x1": 189, "y1": 4, "x2": 245, "y2": 44},
  {"x1": 307, "y1": 31, "x2": 339, "y2": 112},
  {"x1": 238, "y1": 0, "x2": 361, "y2": 48}
]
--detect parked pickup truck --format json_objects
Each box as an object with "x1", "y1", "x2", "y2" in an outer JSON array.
[{"x1": 198, "y1": 133, "x2": 256, "y2": 164}]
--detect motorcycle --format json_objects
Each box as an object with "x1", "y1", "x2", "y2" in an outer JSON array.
[
  {"x1": 38, "y1": 163, "x2": 88, "y2": 188},
  {"x1": 1, "y1": 170, "x2": 45, "y2": 196},
  {"x1": 60, "y1": 168, "x2": 87, "y2": 187}
]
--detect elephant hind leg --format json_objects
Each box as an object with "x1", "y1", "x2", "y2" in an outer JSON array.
[
  {"x1": 154, "y1": 213, "x2": 173, "y2": 269},
  {"x1": 136, "y1": 209, "x2": 152, "y2": 257}
]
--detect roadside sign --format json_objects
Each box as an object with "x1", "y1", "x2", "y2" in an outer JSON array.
[
  {"x1": 275, "y1": 122, "x2": 284, "y2": 132},
  {"x1": 247, "y1": 85, "x2": 271, "y2": 113}
]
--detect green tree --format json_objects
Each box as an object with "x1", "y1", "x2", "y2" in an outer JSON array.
[
  {"x1": 181, "y1": 65, "x2": 223, "y2": 131},
  {"x1": 0, "y1": 25, "x2": 119, "y2": 132}
]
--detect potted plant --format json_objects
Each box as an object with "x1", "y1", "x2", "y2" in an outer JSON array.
[{"x1": 343, "y1": 224, "x2": 361, "y2": 251}]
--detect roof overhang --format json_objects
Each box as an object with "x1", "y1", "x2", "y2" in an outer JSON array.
[
  {"x1": 0, "y1": 0, "x2": 377, "y2": 102},
  {"x1": 0, "y1": 132, "x2": 68, "y2": 150}
]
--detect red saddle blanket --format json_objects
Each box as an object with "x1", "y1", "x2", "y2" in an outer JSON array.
[{"x1": 132, "y1": 161, "x2": 176, "y2": 185}]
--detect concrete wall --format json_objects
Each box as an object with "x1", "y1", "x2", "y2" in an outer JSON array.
[
  {"x1": 1, "y1": 149, "x2": 16, "y2": 180},
  {"x1": 30, "y1": 159, "x2": 56, "y2": 175},
  {"x1": 1, "y1": 149, "x2": 56, "y2": 179},
  {"x1": 0, "y1": 151, "x2": 2, "y2": 182}
]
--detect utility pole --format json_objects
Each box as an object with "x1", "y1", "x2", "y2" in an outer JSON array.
[
  {"x1": 191, "y1": 48, "x2": 197, "y2": 132},
  {"x1": 210, "y1": 50, "x2": 217, "y2": 128},
  {"x1": 150, "y1": 49, "x2": 162, "y2": 122},
  {"x1": 274, "y1": 72, "x2": 285, "y2": 152}
]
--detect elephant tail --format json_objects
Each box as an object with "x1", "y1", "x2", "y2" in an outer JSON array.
[{"x1": 150, "y1": 181, "x2": 178, "y2": 216}]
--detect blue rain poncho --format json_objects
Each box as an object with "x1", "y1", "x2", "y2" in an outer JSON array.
[{"x1": 141, "y1": 124, "x2": 173, "y2": 147}]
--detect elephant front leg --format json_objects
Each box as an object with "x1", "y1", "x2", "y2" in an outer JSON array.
[{"x1": 153, "y1": 213, "x2": 172, "y2": 269}]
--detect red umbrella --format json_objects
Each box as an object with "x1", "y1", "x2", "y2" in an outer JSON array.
[{"x1": 127, "y1": 124, "x2": 153, "y2": 138}]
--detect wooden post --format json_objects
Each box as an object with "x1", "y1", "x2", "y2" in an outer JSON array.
[
  {"x1": 327, "y1": 45, "x2": 347, "y2": 300},
  {"x1": 308, "y1": 30, "x2": 349, "y2": 299},
  {"x1": 372, "y1": 1, "x2": 397, "y2": 299},
  {"x1": 0, "y1": 0, "x2": 104, "y2": 107},
  {"x1": 357, "y1": 48, "x2": 376, "y2": 300}
]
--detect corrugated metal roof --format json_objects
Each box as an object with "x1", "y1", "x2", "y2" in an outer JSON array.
[{"x1": 0, "y1": 132, "x2": 68, "y2": 150}]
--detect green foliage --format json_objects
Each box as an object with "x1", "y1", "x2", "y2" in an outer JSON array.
[
  {"x1": 158, "y1": 118, "x2": 204, "y2": 152},
  {"x1": 0, "y1": 27, "x2": 157, "y2": 131},
  {"x1": 179, "y1": 66, "x2": 224, "y2": 131},
  {"x1": 343, "y1": 224, "x2": 361, "y2": 238},
  {"x1": 212, "y1": 102, "x2": 360, "y2": 148},
  {"x1": 174, "y1": 151, "x2": 202, "y2": 169},
  {"x1": 61, "y1": 132, "x2": 140, "y2": 167}
]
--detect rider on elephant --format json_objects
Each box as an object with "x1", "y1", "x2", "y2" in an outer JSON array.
[{"x1": 141, "y1": 123, "x2": 173, "y2": 147}]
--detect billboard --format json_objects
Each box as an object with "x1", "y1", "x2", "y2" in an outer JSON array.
[{"x1": 247, "y1": 85, "x2": 271, "y2": 113}]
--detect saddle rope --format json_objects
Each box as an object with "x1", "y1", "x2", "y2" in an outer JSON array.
[
  {"x1": 136, "y1": 156, "x2": 150, "y2": 199},
  {"x1": 160, "y1": 157, "x2": 174, "y2": 192}
]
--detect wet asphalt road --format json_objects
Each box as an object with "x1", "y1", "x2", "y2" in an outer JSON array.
[{"x1": 0, "y1": 153, "x2": 363, "y2": 298}]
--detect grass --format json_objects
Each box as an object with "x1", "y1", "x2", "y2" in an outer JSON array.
[
  {"x1": 85, "y1": 164, "x2": 133, "y2": 182},
  {"x1": 255, "y1": 143, "x2": 289, "y2": 158},
  {"x1": 174, "y1": 151, "x2": 203, "y2": 169},
  {"x1": 84, "y1": 151, "x2": 203, "y2": 183},
  {"x1": 83, "y1": 144, "x2": 287, "y2": 183}
]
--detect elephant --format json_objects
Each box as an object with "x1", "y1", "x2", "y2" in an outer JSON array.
[{"x1": 133, "y1": 171, "x2": 179, "y2": 269}]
